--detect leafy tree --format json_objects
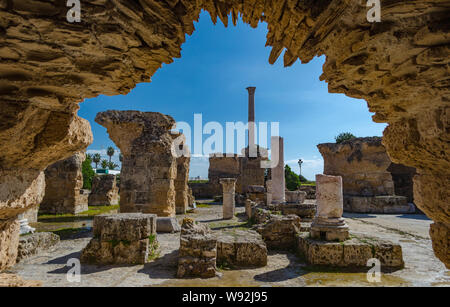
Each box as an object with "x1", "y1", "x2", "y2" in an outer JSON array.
[
  {"x1": 335, "y1": 132, "x2": 356, "y2": 144},
  {"x1": 82, "y1": 154, "x2": 95, "y2": 189},
  {"x1": 101, "y1": 159, "x2": 109, "y2": 169},
  {"x1": 285, "y1": 165, "x2": 301, "y2": 191},
  {"x1": 107, "y1": 146, "x2": 115, "y2": 162},
  {"x1": 92, "y1": 153, "x2": 101, "y2": 169}
]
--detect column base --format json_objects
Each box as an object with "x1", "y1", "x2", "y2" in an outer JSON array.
[{"x1": 310, "y1": 217, "x2": 349, "y2": 242}]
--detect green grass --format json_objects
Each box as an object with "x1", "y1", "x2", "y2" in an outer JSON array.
[
  {"x1": 43, "y1": 227, "x2": 87, "y2": 239},
  {"x1": 38, "y1": 205, "x2": 119, "y2": 220},
  {"x1": 188, "y1": 180, "x2": 209, "y2": 184},
  {"x1": 196, "y1": 203, "x2": 212, "y2": 208},
  {"x1": 147, "y1": 234, "x2": 160, "y2": 261}
]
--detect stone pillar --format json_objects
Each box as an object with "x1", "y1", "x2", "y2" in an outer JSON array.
[
  {"x1": 271, "y1": 136, "x2": 285, "y2": 204},
  {"x1": 175, "y1": 153, "x2": 190, "y2": 215},
  {"x1": 310, "y1": 174, "x2": 349, "y2": 241},
  {"x1": 265, "y1": 180, "x2": 273, "y2": 206},
  {"x1": 39, "y1": 152, "x2": 88, "y2": 215},
  {"x1": 88, "y1": 175, "x2": 119, "y2": 206},
  {"x1": 246, "y1": 87, "x2": 256, "y2": 152},
  {"x1": 220, "y1": 178, "x2": 236, "y2": 220},
  {"x1": 95, "y1": 110, "x2": 177, "y2": 217}
]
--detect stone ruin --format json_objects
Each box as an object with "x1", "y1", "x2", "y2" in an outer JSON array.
[
  {"x1": 175, "y1": 154, "x2": 191, "y2": 215},
  {"x1": 177, "y1": 218, "x2": 218, "y2": 278},
  {"x1": 0, "y1": 0, "x2": 447, "y2": 271},
  {"x1": 81, "y1": 213, "x2": 157, "y2": 265},
  {"x1": 310, "y1": 175, "x2": 349, "y2": 242},
  {"x1": 297, "y1": 174, "x2": 404, "y2": 269},
  {"x1": 39, "y1": 152, "x2": 88, "y2": 215},
  {"x1": 88, "y1": 174, "x2": 119, "y2": 206},
  {"x1": 220, "y1": 178, "x2": 237, "y2": 220},
  {"x1": 177, "y1": 218, "x2": 268, "y2": 278},
  {"x1": 95, "y1": 110, "x2": 189, "y2": 217},
  {"x1": 318, "y1": 137, "x2": 415, "y2": 214}
]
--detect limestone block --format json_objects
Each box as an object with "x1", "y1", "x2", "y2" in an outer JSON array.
[
  {"x1": 254, "y1": 214, "x2": 301, "y2": 250},
  {"x1": 220, "y1": 178, "x2": 236, "y2": 220},
  {"x1": 344, "y1": 195, "x2": 412, "y2": 213},
  {"x1": 88, "y1": 175, "x2": 119, "y2": 206},
  {"x1": 217, "y1": 229, "x2": 267, "y2": 268},
  {"x1": 0, "y1": 218, "x2": 19, "y2": 271},
  {"x1": 285, "y1": 190, "x2": 307, "y2": 204},
  {"x1": 297, "y1": 233, "x2": 404, "y2": 269},
  {"x1": 315, "y1": 174, "x2": 344, "y2": 219},
  {"x1": 93, "y1": 213, "x2": 156, "y2": 242},
  {"x1": 156, "y1": 217, "x2": 181, "y2": 233},
  {"x1": 16, "y1": 232, "x2": 60, "y2": 262},
  {"x1": 177, "y1": 218, "x2": 218, "y2": 278}
]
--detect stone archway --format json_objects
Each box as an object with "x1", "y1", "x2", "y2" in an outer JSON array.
[{"x1": 0, "y1": 1, "x2": 448, "y2": 270}]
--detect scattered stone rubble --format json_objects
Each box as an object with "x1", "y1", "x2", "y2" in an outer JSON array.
[{"x1": 16, "y1": 232, "x2": 59, "y2": 263}]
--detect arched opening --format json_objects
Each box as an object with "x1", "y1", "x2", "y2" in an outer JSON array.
[{"x1": 0, "y1": 1, "x2": 448, "y2": 277}]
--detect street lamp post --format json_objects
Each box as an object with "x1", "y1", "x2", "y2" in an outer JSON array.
[{"x1": 298, "y1": 159, "x2": 303, "y2": 177}]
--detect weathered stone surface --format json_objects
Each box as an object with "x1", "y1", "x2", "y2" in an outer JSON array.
[
  {"x1": 299, "y1": 186, "x2": 316, "y2": 199},
  {"x1": 217, "y1": 229, "x2": 267, "y2": 268},
  {"x1": 246, "y1": 185, "x2": 265, "y2": 204},
  {"x1": 311, "y1": 175, "x2": 349, "y2": 242},
  {"x1": 92, "y1": 213, "x2": 157, "y2": 242},
  {"x1": 318, "y1": 137, "x2": 418, "y2": 214},
  {"x1": 81, "y1": 213, "x2": 157, "y2": 265},
  {"x1": 175, "y1": 154, "x2": 190, "y2": 214},
  {"x1": 285, "y1": 190, "x2": 306, "y2": 204},
  {"x1": 19, "y1": 205, "x2": 38, "y2": 224},
  {"x1": 88, "y1": 175, "x2": 119, "y2": 206},
  {"x1": 0, "y1": 0, "x2": 447, "y2": 268},
  {"x1": 0, "y1": 218, "x2": 19, "y2": 271},
  {"x1": 297, "y1": 233, "x2": 404, "y2": 269},
  {"x1": 269, "y1": 203, "x2": 316, "y2": 221},
  {"x1": 344, "y1": 195, "x2": 414, "y2": 214},
  {"x1": 177, "y1": 218, "x2": 218, "y2": 278},
  {"x1": 318, "y1": 138, "x2": 395, "y2": 197},
  {"x1": 156, "y1": 217, "x2": 181, "y2": 233},
  {"x1": 254, "y1": 214, "x2": 302, "y2": 250},
  {"x1": 0, "y1": 274, "x2": 41, "y2": 287},
  {"x1": 39, "y1": 152, "x2": 88, "y2": 215},
  {"x1": 16, "y1": 232, "x2": 59, "y2": 263},
  {"x1": 95, "y1": 110, "x2": 178, "y2": 217},
  {"x1": 271, "y1": 136, "x2": 285, "y2": 204},
  {"x1": 220, "y1": 178, "x2": 236, "y2": 220}
]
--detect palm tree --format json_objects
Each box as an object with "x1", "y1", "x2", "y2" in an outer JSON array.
[
  {"x1": 92, "y1": 153, "x2": 101, "y2": 169},
  {"x1": 107, "y1": 146, "x2": 115, "y2": 163},
  {"x1": 101, "y1": 159, "x2": 109, "y2": 169},
  {"x1": 108, "y1": 161, "x2": 119, "y2": 170}
]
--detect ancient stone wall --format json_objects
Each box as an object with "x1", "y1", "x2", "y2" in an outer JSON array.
[
  {"x1": 317, "y1": 137, "x2": 413, "y2": 214},
  {"x1": 39, "y1": 152, "x2": 88, "y2": 215},
  {"x1": 387, "y1": 163, "x2": 417, "y2": 204},
  {"x1": 0, "y1": 0, "x2": 447, "y2": 268},
  {"x1": 95, "y1": 110, "x2": 178, "y2": 217},
  {"x1": 208, "y1": 154, "x2": 241, "y2": 196},
  {"x1": 318, "y1": 137, "x2": 395, "y2": 197}
]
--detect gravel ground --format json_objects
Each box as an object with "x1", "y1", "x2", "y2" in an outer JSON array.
[{"x1": 7, "y1": 203, "x2": 449, "y2": 287}]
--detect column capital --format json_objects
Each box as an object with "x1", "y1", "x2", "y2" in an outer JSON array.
[{"x1": 246, "y1": 86, "x2": 256, "y2": 95}]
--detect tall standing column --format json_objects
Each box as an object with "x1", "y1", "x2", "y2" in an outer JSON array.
[
  {"x1": 246, "y1": 87, "x2": 256, "y2": 152},
  {"x1": 220, "y1": 178, "x2": 236, "y2": 220},
  {"x1": 271, "y1": 136, "x2": 285, "y2": 204}
]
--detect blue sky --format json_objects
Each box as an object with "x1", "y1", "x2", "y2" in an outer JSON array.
[{"x1": 79, "y1": 11, "x2": 386, "y2": 180}]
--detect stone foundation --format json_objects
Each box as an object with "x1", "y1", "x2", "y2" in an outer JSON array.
[
  {"x1": 156, "y1": 217, "x2": 181, "y2": 233},
  {"x1": 39, "y1": 152, "x2": 88, "y2": 215},
  {"x1": 88, "y1": 175, "x2": 119, "y2": 206},
  {"x1": 16, "y1": 232, "x2": 59, "y2": 263},
  {"x1": 177, "y1": 218, "x2": 218, "y2": 278},
  {"x1": 344, "y1": 195, "x2": 414, "y2": 214},
  {"x1": 217, "y1": 229, "x2": 267, "y2": 268},
  {"x1": 269, "y1": 203, "x2": 316, "y2": 221},
  {"x1": 81, "y1": 213, "x2": 157, "y2": 265},
  {"x1": 297, "y1": 233, "x2": 404, "y2": 269},
  {"x1": 254, "y1": 214, "x2": 302, "y2": 250}
]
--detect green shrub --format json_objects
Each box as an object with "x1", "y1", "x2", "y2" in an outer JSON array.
[
  {"x1": 335, "y1": 132, "x2": 356, "y2": 144},
  {"x1": 82, "y1": 155, "x2": 95, "y2": 189}
]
